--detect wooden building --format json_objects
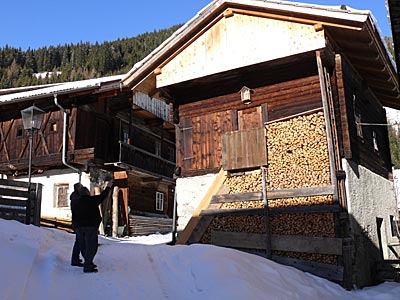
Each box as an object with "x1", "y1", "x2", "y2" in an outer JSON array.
[
  {"x1": 122, "y1": 0, "x2": 400, "y2": 288},
  {"x1": 0, "y1": 75, "x2": 176, "y2": 236},
  {"x1": 388, "y1": 0, "x2": 400, "y2": 80}
]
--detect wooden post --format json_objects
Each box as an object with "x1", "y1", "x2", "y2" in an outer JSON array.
[
  {"x1": 33, "y1": 183, "x2": 43, "y2": 226},
  {"x1": 112, "y1": 186, "x2": 119, "y2": 237},
  {"x1": 316, "y1": 51, "x2": 339, "y2": 203},
  {"x1": 261, "y1": 103, "x2": 272, "y2": 259},
  {"x1": 262, "y1": 166, "x2": 272, "y2": 259},
  {"x1": 95, "y1": 186, "x2": 105, "y2": 235}
]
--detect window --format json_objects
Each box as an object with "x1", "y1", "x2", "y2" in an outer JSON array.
[
  {"x1": 55, "y1": 184, "x2": 69, "y2": 208},
  {"x1": 372, "y1": 130, "x2": 379, "y2": 152},
  {"x1": 50, "y1": 122, "x2": 57, "y2": 133},
  {"x1": 355, "y1": 113, "x2": 363, "y2": 138},
  {"x1": 155, "y1": 191, "x2": 164, "y2": 211},
  {"x1": 122, "y1": 128, "x2": 129, "y2": 143},
  {"x1": 168, "y1": 146, "x2": 175, "y2": 162},
  {"x1": 390, "y1": 215, "x2": 400, "y2": 238},
  {"x1": 155, "y1": 141, "x2": 162, "y2": 157},
  {"x1": 16, "y1": 127, "x2": 23, "y2": 138}
]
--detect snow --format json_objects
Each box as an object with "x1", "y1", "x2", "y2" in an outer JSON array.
[{"x1": 0, "y1": 218, "x2": 399, "y2": 300}]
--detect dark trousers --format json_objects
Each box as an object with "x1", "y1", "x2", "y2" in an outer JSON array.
[
  {"x1": 71, "y1": 233, "x2": 82, "y2": 264},
  {"x1": 75, "y1": 227, "x2": 99, "y2": 270}
]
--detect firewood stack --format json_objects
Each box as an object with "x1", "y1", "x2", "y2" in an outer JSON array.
[{"x1": 201, "y1": 112, "x2": 337, "y2": 264}]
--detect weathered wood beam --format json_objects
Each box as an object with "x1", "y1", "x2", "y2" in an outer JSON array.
[
  {"x1": 211, "y1": 185, "x2": 335, "y2": 204},
  {"x1": 211, "y1": 231, "x2": 343, "y2": 255},
  {"x1": 272, "y1": 255, "x2": 344, "y2": 282},
  {"x1": 176, "y1": 169, "x2": 227, "y2": 244},
  {"x1": 200, "y1": 204, "x2": 340, "y2": 217},
  {"x1": 0, "y1": 188, "x2": 30, "y2": 198}
]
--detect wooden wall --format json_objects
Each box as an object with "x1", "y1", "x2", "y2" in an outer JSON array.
[
  {"x1": 0, "y1": 110, "x2": 71, "y2": 172},
  {"x1": 177, "y1": 75, "x2": 323, "y2": 176},
  {"x1": 127, "y1": 175, "x2": 173, "y2": 217},
  {"x1": 336, "y1": 55, "x2": 392, "y2": 178}
]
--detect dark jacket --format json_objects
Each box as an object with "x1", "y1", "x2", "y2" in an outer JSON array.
[
  {"x1": 71, "y1": 187, "x2": 111, "y2": 228},
  {"x1": 70, "y1": 191, "x2": 80, "y2": 228}
]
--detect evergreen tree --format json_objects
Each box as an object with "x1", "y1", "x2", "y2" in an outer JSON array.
[
  {"x1": 388, "y1": 122, "x2": 400, "y2": 169},
  {"x1": 0, "y1": 24, "x2": 180, "y2": 88}
]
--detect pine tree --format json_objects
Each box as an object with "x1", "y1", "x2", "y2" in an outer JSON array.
[{"x1": 0, "y1": 24, "x2": 180, "y2": 88}]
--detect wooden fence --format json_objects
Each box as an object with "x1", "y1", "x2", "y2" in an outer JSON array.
[{"x1": 0, "y1": 179, "x2": 43, "y2": 225}]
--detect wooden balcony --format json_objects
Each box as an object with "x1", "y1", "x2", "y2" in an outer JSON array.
[{"x1": 117, "y1": 141, "x2": 175, "y2": 179}]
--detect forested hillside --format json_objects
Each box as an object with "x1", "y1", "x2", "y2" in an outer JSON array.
[{"x1": 0, "y1": 25, "x2": 181, "y2": 89}]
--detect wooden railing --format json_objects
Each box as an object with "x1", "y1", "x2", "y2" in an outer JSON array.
[{"x1": 118, "y1": 142, "x2": 175, "y2": 179}]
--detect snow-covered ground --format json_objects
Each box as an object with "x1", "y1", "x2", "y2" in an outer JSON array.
[{"x1": 0, "y1": 218, "x2": 399, "y2": 300}]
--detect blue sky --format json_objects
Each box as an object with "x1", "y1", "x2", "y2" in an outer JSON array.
[{"x1": 0, "y1": 0, "x2": 391, "y2": 50}]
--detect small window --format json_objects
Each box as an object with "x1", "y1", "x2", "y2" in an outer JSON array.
[
  {"x1": 122, "y1": 130, "x2": 129, "y2": 143},
  {"x1": 16, "y1": 127, "x2": 24, "y2": 138},
  {"x1": 155, "y1": 141, "x2": 162, "y2": 157},
  {"x1": 50, "y1": 122, "x2": 57, "y2": 133},
  {"x1": 155, "y1": 191, "x2": 164, "y2": 211},
  {"x1": 168, "y1": 146, "x2": 175, "y2": 162},
  {"x1": 372, "y1": 130, "x2": 379, "y2": 152},
  {"x1": 355, "y1": 114, "x2": 363, "y2": 138},
  {"x1": 55, "y1": 184, "x2": 69, "y2": 208},
  {"x1": 390, "y1": 215, "x2": 400, "y2": 238}
]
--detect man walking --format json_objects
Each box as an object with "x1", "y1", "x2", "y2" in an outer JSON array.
[{"x1": 71, "y1": 180, "x2": 113, "y2": 273}]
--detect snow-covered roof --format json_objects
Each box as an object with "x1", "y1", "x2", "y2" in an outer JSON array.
[{"x1": 0, "y1": 75, "x2": 125, "y2": 104}]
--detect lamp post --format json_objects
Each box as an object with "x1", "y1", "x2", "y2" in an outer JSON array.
[{"x1": 21, "y1": 105, "x2": 45, "y2": 185}]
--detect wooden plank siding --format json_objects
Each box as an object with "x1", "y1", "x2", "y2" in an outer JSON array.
[
  {"x1": 0, "y1": 110, "x2": 72, "y2": 173},
  {"x1": 177, "y1": 75, "x2": 323, "y2": 176},
  {"x1": 211, "y1": 231, "x2": 343, "y2": 255},
  {"x1": 338, "y1": 55, "x2": 392, "y2": 178},
  {"x1": 179, "y1": 111, "x2": 233, "y2": 176},
  {"x1": 222, "y1": 128, "x2": 267, "y2": 170},
  {"x1": 333, "y1": 54, "x2": 350, "y2": 159},
  {"x1": 127, "y1": 174, "x2": 173, "y2": 217}
]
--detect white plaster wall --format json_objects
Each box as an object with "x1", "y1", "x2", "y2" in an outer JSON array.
[
  {"x1": 175, "y1": 173, "x2": 218, "y2": 231},
  {"x1": 343, "y1": 159, "x2": 399, "y2": 259},
  {"x1": 392, "y1": 168, "x2": 400, "y2": 209},
  {"x1": 15, "y1": 169, "x2": 90, "y2": 219}
]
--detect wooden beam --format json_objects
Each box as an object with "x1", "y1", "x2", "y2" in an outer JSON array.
[
  {"x1": 211, "y1": 185, "x2": 335, "y2": 204},
  {"x1": 211, "y1": 231, "x2": 343, "y2": 255},
  {"x1": 176, "y1": 168, "x2": 227, "y2": 244},
  {"x1": 0, "y1": 125, "x2": 10, "y2": 161},
  {"x1": 272, "y1": 255, "x2": 344, "y2": 282},
  {"x1": 200, "y1": 204, "x2": 341, "y2": 217},
  {"x1": 316, "y1": 51, "x2": 339, "y2": 203},
  {"x1": 0, "y1": 188, "x2": 30, "y2": 198}
]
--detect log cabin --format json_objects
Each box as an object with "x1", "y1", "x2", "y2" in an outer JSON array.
[
  {"x1": 0, "y1": 75, "x2": 176, "y2": 236},
  {"x1": 121, "y1": 0, "x2": 400, "y2": 288}
]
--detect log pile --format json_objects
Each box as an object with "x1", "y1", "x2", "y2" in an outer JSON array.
[
  {"x1": 267, "y1": 111, "x2": 331, "y2": 189},
  {"x1": 201, "y1": 112, "x2": 337, "y2": 264}
]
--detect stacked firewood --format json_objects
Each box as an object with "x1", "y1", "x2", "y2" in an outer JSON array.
[
  {"x1": 267, "y1": 111, "x2": 331, "y2": 189},
  {"x1": 202, "y1": 112, "x2": 337, "y2": 264}
]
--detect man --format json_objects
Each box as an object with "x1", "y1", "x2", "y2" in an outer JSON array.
[
  {"x1": 70, "y1": 182, "x2": 84, "y2": 267},
  {"x1": 71, "y1": 180, "x2": 113, "y2": 273}
]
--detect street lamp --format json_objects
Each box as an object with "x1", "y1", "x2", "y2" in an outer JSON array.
[{"x1": 21, "y1": 105, "x2": 45, "y2": 185}]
